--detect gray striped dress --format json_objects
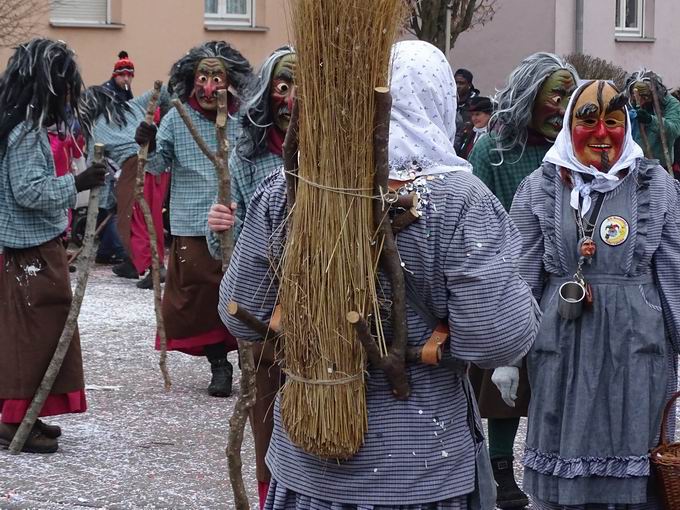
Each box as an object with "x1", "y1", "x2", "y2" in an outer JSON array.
[
  {"x1": 510, "y1": 160, "x2": 680, "y2": 509},
  {"x1": 219, "y1": 169, "x2": 540, "y2": 509}
]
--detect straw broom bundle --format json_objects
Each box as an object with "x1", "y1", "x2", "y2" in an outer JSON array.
[{"x1": 280, "y1": 0, "x2": 407, "y2": 459}]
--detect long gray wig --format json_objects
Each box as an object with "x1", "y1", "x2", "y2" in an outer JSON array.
[
  {"x1": 489, "y1": 52, "x2": 578, "y2": 164},
  {"x1": 236, "y1": 45, "x2": 295, "y2": 163},
  {"x1": 625, "y1": 69, "x2": 668, "y2": 99}
]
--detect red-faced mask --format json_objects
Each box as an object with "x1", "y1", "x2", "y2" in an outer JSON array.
[
  {"x1": 571, "y1": 81, "x2": 626, "y2": 171},
  {"x1": 191, "y1": 58, "x2": 228, "y2": 111}
]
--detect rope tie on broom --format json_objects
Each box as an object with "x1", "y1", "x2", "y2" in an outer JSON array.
[
  {"x1": 283, "y1": 369, "x2": 362, "y2": 386},
  {"x1": 284, "y1": 170, "x2": 400, "y2": 206}
]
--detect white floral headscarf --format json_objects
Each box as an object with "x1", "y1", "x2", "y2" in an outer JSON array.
[{"x1": 388, "y1": 40, "x2": 471, "y2": 181}]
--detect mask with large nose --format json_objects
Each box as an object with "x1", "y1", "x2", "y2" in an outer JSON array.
[
  {"x1": 270, "y1": 54, "x2": 297, "y2": 132},
  {"x1": 570, "y1": 80, "x2": 627, "y2": 171},
  {"x1": 192, "y1": 58, "x2": 228, "y2": 111}
]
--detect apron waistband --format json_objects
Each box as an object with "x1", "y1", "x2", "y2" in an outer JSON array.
[{"x1": 549, "y1": 273, "x2": 654, "y2": 286}]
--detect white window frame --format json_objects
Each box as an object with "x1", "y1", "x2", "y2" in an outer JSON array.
[
  {"x1": 50, "y1": 0, "x2": 112, "y2": 26},
  {"x1": 615, "y1": 0, "x2": 644, "y2": 38},
  {"x1": 204, "y1": 0, "x2": 255, "y2": 28}
]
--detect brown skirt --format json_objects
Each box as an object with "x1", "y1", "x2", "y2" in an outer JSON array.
[
  {"x1": 162, "y1": 236, "x2": 233, "y2": 347},
  {"x1": 115, "y1": 155, "x2": 138, "y2": 257},
  {"x1": 468, "y1": 360, "x2": 530, "y2": 419},
  {"x1": 250, "y1": 340, "x2": 283, "y2": 482},
  {"x1": 0, "y1": 239, "x2": 84, "y2": 399}
]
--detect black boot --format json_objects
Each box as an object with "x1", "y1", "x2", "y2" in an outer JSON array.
[
  {"x1": 136, "y1": 266, "x2": 166, "y2": 289},
  {"x1": 112, "y1": 257, "x2": 139, "y2": 279},
  {"x1": 492, "y1": 457, "x2": 528, "y2": 509},
  {"x1": 208, "y1": 358, "x2": 233, "y2": 397}
]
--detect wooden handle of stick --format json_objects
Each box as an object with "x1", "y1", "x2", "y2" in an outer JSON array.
[
  {"x1": 137, "y1": 80, "x2": 163, "y2": 164},
  {"x1": 372, "y1": 86, "x2": 410, "y2": 400},
  {"x1": 9, "y1": 143, "x2": 105, "y2": 454},
  {"x1": 215, "y1": 89, "x2": 233, "y2": 272}
]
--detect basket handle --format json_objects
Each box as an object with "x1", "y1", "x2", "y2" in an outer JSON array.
[{"x1": 659, "y1": 390, "x2": 680, "y2": 446}]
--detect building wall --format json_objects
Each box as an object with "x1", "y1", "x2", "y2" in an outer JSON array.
[
  {"x1": 581, "y1": 0, "x2": 680, "y2": 87},
  {"x1": 450, "y1": 0, "x2": 557, "y2": 96},
  {"x1": 0, "y1": 0, "x2": 292, "y2": 92}
]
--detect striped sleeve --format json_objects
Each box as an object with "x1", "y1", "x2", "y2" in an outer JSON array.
[
  {"x1": 218, "y1": 172, "x2": 286, "y2": 340},
  {"x1": 444, "y1": 189, "x2": 539, "y2": 368},
  {"x1": 510, "y1": 176, "x2": 547, "y2": 301},
  {"x1": 654, "y1": 179, "x2": 680, "y2": 353}
]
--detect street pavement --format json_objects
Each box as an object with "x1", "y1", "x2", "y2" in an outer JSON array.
[{"x1": 0, "y1": 264, "x2": 677, "y2": 509}]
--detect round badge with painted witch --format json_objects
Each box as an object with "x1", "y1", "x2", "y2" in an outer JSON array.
[{"x1": 600, "y1": 215, "x2": 629, "y2": 246}]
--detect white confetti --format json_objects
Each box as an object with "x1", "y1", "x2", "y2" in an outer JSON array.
[{"x1": 441, "y1": 451, "x2": 449, "y2": 458}]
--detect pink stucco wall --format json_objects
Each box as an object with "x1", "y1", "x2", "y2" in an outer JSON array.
[
  {"x1": 0, "y1": 0, "x2": 291, "y2": 91},
  {"x1": 450, "y1": 0, "x2": 556, "y2": 96},
  {"x1": 581, "y1": 0, "x2": 680, "y2": 88},
  {"x1": 450, "y1": 0, "x2": 680, "y2": 95}
]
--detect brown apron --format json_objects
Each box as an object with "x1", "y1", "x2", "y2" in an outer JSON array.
[
  {"x1": 163, "y1": 236, "x2": 226, "y2": 339},
  {"x1": 468, "y1": 360, "x2": 530, "y2": 418},
  {"x1": 249, "y1": 340, "x2": 283, "y2": 482},
  {"x1": 0, "y1": 239, "x2": 84, "y2": 398},
  {"x1": 114, "y1": 155, "x2": 138, "y2": 256}
]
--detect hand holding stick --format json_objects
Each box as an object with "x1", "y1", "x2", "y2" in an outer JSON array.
[
  {"x1": 171, "y1": 94, "x2": 232, "y2": 270},
  {"x1": 136, "y1": 80, "x2": 171, "y2": 390},
  {"x1": 9, "y1": 144, "x2": 106, "y2": 454}
]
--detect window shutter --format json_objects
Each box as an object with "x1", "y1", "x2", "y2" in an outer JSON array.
[{"x1": 50, "y1": 0, "x2": 108, "y2": 24}]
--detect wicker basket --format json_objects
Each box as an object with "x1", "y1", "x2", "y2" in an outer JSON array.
[{"x1": 651, "y1": 390, "x2": 680, "y2": 508}]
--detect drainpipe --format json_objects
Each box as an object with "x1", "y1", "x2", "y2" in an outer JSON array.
[
  {"x1": 575, "y1": 0, "x2": 584, "y2": 54},
  {"x1": 445, "y1": 1, "x2": 453, "y2": 56}
]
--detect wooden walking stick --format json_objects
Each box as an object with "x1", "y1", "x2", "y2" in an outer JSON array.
[
  {"x1": 348, "y1": 87, "x2": 410, "y2": 400},
  {"x1": 9, "y1": 143, "x2": 106, "y2": 454},
  {"x1": 136, "y1": 80, "x2": 171, "y2": 390},
  {"x1": 650, "y1": 78, "x2": 674, "y2": 175},
  {"x1": 225, "y1": 303, "x2": 260, "y2": 510},
  {"x1": 171, "y1": 92, "x2": 255, "y2": 508}
]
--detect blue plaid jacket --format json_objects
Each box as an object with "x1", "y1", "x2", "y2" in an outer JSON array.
[
  {"x1": 146, "y1": 105, "x2": 239, "y2": 237},
  {"x1": 0, "y1": 123, "x2": 77, "y2": 249}
]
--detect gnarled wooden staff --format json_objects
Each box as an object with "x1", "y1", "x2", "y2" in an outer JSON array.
[
  {"x1": 171, "y1": 91, "x2": 255, "y2": 509},
  {"x1": 136, "y1": 80, "x2": 171, "y2": 390},
  {"x1": 348, "y1": 87, "x2": 410, "y2": 400},
  {"x1": 9, "y1": 143, "x2": 106, "y2": 454}
]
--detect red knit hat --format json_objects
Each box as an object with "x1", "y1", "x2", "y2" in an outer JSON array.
[{"x1": 112, "y1": 51, "x2": 134, "y2": 77}]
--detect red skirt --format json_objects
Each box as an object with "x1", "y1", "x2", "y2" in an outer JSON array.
[
  {"x1": 0, "y1": 390, "x2": 87, "y2": 424},
  {"x1": 115, "y1": 157, "x2": 170, "y2": 274}
]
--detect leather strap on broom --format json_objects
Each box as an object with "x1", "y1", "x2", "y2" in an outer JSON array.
[
  {"x1": 136, "y1": 80, "x2": 171, "y2": 390},
  {"x1": 9, "y1": 143, "x2": 106, "y2": 454}
]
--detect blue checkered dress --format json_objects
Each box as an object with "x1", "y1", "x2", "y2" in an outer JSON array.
[
  {"x1": 146, "y1": 105, "x2": 240, "y2": 237},
  {"x1": 0, "y1": 123, "x2": 77, "y2": 249}
]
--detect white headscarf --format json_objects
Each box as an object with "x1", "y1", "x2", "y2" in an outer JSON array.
[
  {"x1": 543, "y1": 80, "x2": 644, "y2": 215},
  {"x1": 388, "y1": 40, "x2": 471, "y2": 181}
]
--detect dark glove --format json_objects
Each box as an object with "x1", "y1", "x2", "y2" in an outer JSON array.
[
  {"x1": 74, "y1": 163, "x2": 107, "y2": 192},
  {"x1": 635, "y1": 108, "x2": 653, "y2": 125},
  {"x1": 135, "y1": 121, "x2": 157, "y2": 151}
]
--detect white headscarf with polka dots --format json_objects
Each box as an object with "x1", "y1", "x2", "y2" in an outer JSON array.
[{"x1": 388, "y1": 40, "x2": 472, "y2": 181}]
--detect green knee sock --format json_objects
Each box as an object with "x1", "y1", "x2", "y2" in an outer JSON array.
[{"x1": 488, "y1": 417, "x2": 520, "y2": 459}]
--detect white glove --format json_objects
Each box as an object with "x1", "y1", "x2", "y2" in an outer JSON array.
[{"x1": 491, "y1": 366, "x2": 519, "y2": 408}]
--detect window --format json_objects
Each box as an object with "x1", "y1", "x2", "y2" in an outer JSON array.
[
  {"x1": 50, "y1": 0, "x2": 110, "y2": 25},
  {"x1": 615, "y1": 0, "x2": 644, "y2": 37},
  {"x1": 205, "y1": 0, "x2": 254, "y2": 27}
]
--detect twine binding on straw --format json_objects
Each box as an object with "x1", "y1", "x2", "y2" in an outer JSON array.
[{"x1": 283, "y1": 369, "x2": 363, "y2": 386}]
